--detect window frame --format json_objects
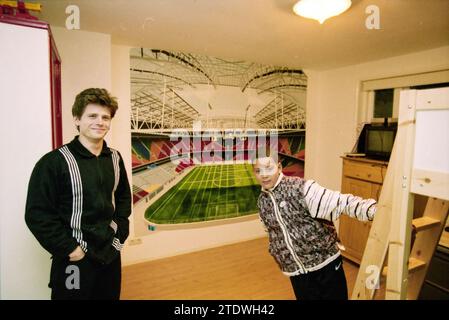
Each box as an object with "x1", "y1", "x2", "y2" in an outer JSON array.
[{"x1": 358, "y1": 69, "x2": 449, "y2": 124}]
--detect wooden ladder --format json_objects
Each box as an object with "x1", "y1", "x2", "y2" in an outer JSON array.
[
  {"x1": 351, "y1": 87, "x2": 449, "y2": 300},
  {"x1": 381, "y1": 204, "x2": 449, "y2": 299}
]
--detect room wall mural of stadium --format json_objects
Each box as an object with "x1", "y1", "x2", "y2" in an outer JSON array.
[{"x1": 130, "y1": 48, "x2": 306, "y2": 232}]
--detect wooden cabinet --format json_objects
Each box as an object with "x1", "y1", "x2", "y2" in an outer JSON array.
[
  {"x1": 339, "y1": 156, "x2": 432, "y2": 264},
  {"x1": 339, "y1": 156, "x2": 388, "y2": 264}
]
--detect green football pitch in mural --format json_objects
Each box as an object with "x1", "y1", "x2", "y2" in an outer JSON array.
[{"x1": 145, "y1": 164, "x2": 260, "y2": 224}]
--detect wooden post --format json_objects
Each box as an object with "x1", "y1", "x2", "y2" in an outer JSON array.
[
  {"x1": 385, "y1": 91, "x2": 416, "y2": 299},
  {"x1": 351, "y1": 142, "x2": 396, "y2": 299}
]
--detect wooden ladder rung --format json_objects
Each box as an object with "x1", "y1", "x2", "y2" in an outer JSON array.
[
  {"x1": 412, "y1": 217, "x2": 440, "y2": 232},
  {"x1": 382, "y1": 257, "x2": 426, "y2": 276}
]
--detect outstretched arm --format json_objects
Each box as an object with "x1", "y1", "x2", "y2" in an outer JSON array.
[{"x1": 303, "y1": 180, "x2": 376, "y2": 222}]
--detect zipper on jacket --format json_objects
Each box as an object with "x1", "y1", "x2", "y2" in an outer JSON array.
[{"x1": 267, "y1": 191, "x2": 307, "y2": 274}]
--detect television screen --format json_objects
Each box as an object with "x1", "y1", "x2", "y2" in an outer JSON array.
[
  {"x1": 367, "y1": 130, "x2": 395, "y2": 152},
  {"x1": 365, "y1": 126, "x2": 397, "y2": 159}
]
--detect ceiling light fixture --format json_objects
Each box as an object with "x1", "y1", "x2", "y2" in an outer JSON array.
[{"x1": 293, "y1": 0, "x2": 352, "y2": 24}]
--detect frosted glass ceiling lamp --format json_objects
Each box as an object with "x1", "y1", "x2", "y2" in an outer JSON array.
[{"x1": 293, "y1": 0, "x2": 352, "y2": 24}]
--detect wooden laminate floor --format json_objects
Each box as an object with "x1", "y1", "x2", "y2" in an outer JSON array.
[{"x1": 121, "y1": 237, "x2": 384, "y2": 300}]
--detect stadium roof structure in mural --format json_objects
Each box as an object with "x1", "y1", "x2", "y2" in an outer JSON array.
[{"x1": 130, "y1": 48, "x2": 307, "y2": 132}]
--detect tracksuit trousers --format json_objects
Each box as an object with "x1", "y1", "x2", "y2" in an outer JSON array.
[
  {"x1": 49, "y1": 254, "x2": 121, "y2": 300},
  {"x1": 289, "y1": 255, "x2": 348, "y2": 300}
]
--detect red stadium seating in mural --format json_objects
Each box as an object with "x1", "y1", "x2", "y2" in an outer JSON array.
[
  {"x1": 131, "y1": 133, "x2": 306, "y2": 204},
  {"x1": 175, "y1": 158, "x2": 195, "y2": 173}
]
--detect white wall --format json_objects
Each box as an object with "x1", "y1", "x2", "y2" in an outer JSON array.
[
  {"x1": 304, "y1": 46, "x2": 449, "y2": 191},
  {"x1": 122, "y1": 210, "x2": 266, "y2": 266},
  {"x1": 0, "y1": 22, "x2": 53, "y2": 299},
  {"x1": 111, "y1": 44, "x2": 134, "y2": 237},
  {"x1": 51, "y1": 27, "x2": 111, "y2": 144}
]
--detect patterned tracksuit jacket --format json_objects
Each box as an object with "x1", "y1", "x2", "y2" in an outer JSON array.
[{"x1": 257, "y1": 173, "x2": 376, "y2": 276}]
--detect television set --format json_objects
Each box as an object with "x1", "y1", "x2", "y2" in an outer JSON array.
[{"x1": 364, "y1": 124, "x2": 397, "y2": 160}]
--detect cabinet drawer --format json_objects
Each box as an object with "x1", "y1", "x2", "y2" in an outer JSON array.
[
  {"x1": 341, "y1": 176, "x2": 382, "y2": 201},
  {"x1": 343, "y1": 159, "x2": 387, "y2": 183}
]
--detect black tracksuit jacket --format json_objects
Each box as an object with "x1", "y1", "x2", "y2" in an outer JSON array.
[{"x1": 25, "y1": 137, "x2": 132, "y2": 265}]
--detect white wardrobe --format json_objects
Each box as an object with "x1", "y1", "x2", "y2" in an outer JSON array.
[{"x1": 0, "y1": 15, "x2": 62, "y2": 299}]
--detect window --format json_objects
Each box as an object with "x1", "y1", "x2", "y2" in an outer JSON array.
[
  {"x1": 373, "y1": 89, "x2": 393, "y2": 118},
  {"x1": 359, "y1": 69, "x2": 449, "y2": 124}
]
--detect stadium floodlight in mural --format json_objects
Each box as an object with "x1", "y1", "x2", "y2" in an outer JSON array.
[{"x1": 130, "y1": 48, "x2": 307, "y2": 232}]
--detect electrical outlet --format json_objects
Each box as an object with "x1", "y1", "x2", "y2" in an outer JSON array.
[{"x1": 128, "y1": 238, "x2": 142, "y2": 246}]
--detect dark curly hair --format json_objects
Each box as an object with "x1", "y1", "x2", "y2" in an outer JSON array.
[{"x1": 72, "y1": 88, "x2": 118, "y2": 119}]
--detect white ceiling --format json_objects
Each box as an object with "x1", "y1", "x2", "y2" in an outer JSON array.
[{"x1": 36, "y1": 0, "x2": 449, "y2": 70}]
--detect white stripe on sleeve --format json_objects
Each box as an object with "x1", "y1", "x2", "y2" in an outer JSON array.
[
  {"x1": 59, "y1": 146, "x2": 88, "y2": 252},
  {"x1": 303, "y1": 180, "x2": 376, "y2": 222}
]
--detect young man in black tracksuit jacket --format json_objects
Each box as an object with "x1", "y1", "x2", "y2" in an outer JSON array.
[
  {"x1": 25, "y1": 88, "x2": 132, "y2": 300},
  {"x1": 253, "y1": 153, "x2": 377, "y2": 300}
]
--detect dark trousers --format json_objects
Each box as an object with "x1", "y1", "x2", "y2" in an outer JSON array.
[
  {"x1": 289, "y1": 255, "x2": 348, "y2": 300},
  {"x1": 49, "y1": 254, "x2": 121, "y2": 300}
]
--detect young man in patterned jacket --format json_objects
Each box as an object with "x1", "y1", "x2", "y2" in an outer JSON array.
[
  {"x1": 25, "y1": 88, "x2": 132, "y2": 300},
  {"x1": 253, "y1": 152, "x2": 376, "y2": 300}
]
